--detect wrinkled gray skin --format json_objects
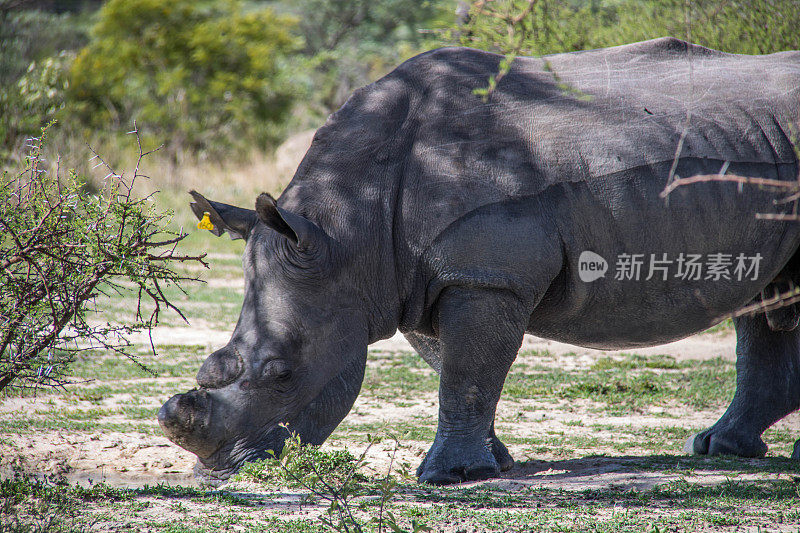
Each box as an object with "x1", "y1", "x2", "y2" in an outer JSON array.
[{"x1": 159, "y1": 38, "x2": 800, "y2": 485}]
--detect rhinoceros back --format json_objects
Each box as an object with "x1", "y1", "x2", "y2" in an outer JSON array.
[
  {"x1": 279, "y1": 39, "x2": 800, "y2": 344},
  {"x1": 396, "y1": 38, "x2": 800, "y2": 257},
  {"x1": 281, "y1": 38, "x2": 799, "y2": 248}
]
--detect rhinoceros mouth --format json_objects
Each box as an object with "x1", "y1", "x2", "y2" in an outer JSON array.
[
  {"x1": 188, "y1": 368, "x2": 356, "y2": 482},
  {"x1": 193, "y1": 460, "x2": 233, "y2": 486},
  {"x1": 158, "y1": 389, "x2": 223, "y2": 459},
  {"x1": 192, "y1": 424, "x2": 292, "y2": 485}
]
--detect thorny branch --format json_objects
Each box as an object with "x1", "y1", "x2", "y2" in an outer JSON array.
[
  {"x1": 462, "y1": 0, "x2": 538, "y2": 101},
  {"x1": 0, "y1": 125, "x2": 207, "y2": 393}
]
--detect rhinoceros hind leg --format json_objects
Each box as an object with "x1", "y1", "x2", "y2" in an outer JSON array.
[
  {"x1": 763, "y1": 278, "x2": 800, "y2": 331},
  {"x1": 691, "y1": 313, "x2": 800, "y2": 458},
  {"x1": 792, "y1": 439, "x2": 800, "y2": 459},
  {"x1": 416, "y1": 287, "x2": 526, "y2": 485}
]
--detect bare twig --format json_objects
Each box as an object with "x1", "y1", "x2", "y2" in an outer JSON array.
[
  {"x1": 660, "y1": 173, "x2": 800, "y2": 198},
  {"x1": 732, "y1": 285, "x2": 800, "y2": 318}
]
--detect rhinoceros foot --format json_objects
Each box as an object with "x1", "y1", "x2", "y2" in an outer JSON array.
[
  {"x1": 490, "y1": 432, "x2": 515, "y2": 472},
  {"x1": 687, "y1": 427, "x2": 768, "y2": 458},
  {"x1": 792, "y1": 440, "x2": 800, "y2": 460},
  {"x1": 416, "y1": 431, "x2": 516, "y2": 485},
  {"x1": 417, "y1": 446, "x2": 499, "y2": 485}
]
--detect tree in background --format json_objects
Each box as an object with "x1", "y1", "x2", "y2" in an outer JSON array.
[
  {"x1": 457, "y1": 0, "x2": 800, "y2": 57},
  {"x1": 283, "y1": 0, "x2": 452, "y2": 117},
  {"x1": 68, "y1": 0, "x2": 301, "y2": 160},
  {"x1": 2, "y1": 0, "x2": 799, "y2": 166},
  {"x1": 616, "y1": 0, "x2": 800, "y2": 55},
  {"x1": 0, "y1": 2, "x2": 89, "y2": 160}
]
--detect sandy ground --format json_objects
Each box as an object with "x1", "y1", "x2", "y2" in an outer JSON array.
[
  {"x1": 121, "y1": 327, "x2": 735, "y2": 361},
  {"x1": 4, "y1": 324, "x2": 799, "y2": 503},
  {"x1": 371, "y1": 329, "x2": 737, "y2": 361},
  {"x1": 2, "y1": 327, "x2": 761, "y2": 494}
]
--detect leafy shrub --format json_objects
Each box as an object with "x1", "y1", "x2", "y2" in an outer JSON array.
[
  {"x1": 286, "y1": 0, "x2": 450, "y2": 115},
  {"x1": 67, "y1": 0, "x2": 300, "y2": 158},
  {"x1": 239, "y1": 435, "x2": 368, "y2": 489},
  {"x1": 237, "y1": 432, "x2": 426, "y2": 533},
  {"x1": 0, "y1": 8, "x2": 88, "y2": 160}
]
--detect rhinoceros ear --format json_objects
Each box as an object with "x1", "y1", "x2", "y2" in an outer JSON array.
[
  {"x1": 255, "y1": 192, "x2": 321, "y2": 249},
  {"x1": 189, "y1": 190, "x2": 258, "y2": 241}
]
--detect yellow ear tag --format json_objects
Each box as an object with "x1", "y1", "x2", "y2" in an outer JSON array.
[{"x1": 197, "y1": 212, "x2": 214, "y2": 231}]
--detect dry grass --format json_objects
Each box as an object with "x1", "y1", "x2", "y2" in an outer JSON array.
[{"x1": 132, "y1": 134, "x2": 315, "y2": 205}]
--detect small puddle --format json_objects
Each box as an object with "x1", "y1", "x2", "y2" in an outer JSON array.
[{"x1": 60, "y1": 471, "x2": 198, "y2": 489}]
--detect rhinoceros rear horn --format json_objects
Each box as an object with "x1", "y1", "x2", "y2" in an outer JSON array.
[
  {"x1": 189, "y1": 190, "x2": 258, "y2": 241},
  {"x1": 255, "y1": 192, "x2": 322, "y2": 250},
  {"x1": 197, "y1": 346, "x2": 244, "y2": 389}
]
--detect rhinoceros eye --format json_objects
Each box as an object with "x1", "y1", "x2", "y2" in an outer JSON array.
[{"x1": 262, "y1": 359, "x2": 292, "y2": 382}]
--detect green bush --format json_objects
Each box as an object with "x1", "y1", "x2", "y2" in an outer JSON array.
[
  {"x1": 286, "y1": 0, "x2": 451, "y2": 115},
  {"x1": 0, "y1": 8, "x2": 88, "y2": 161},
  {"x1": 68, "y1": 0, "x2": 300, "y2": 159},
  {"x1": 238, "y1": 436, "x2": 368, "y2": 489},
  {"x1": 458, "y1": 0, "x2": 800, "y2": 57},
  {"x1": 236, "y1": 432, "x2": 425, "y2": 533},
  {"x1": 3, "y1": 0, "x2": 798, "y2": 164}
]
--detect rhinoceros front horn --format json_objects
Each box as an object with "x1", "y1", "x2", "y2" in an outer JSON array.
[{"x1": 197, "y1": 346, "x2": 244, "y2": 389}]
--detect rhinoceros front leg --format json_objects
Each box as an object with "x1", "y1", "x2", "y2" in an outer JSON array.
[
  {"x1": 404, "y1": 331, "x2": 515, "y2": 473},
  {"x1": 690, "y1": 313, "x2": 800, "y2": 458},
  {"x1": 417, "y1": 287, "x2": 526, "y2": 485}
]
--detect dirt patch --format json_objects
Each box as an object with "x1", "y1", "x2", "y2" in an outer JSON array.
[
  {"x1": 371, "y1": 329, "x2": 737, "y2": 361},
  {"x1": 2, "y1": 325, "x2": 794, "y2": 499},
  {"x1": 520, "y1": 330, "x2": 736, "y2": 361},
  {"x1": 1, "y1": 431, "x2": 197, "y2": 488},
  {"x1": 121, "y1": 326, "x2": 232, "y2": 349}
]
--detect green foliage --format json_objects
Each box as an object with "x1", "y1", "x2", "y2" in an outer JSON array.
[
  {"x1": 458, "y1": 0, "x2": 800, "y2": 57},
  {"x1": 2, "y1": 0, "x2": 799, "y2": 163},
  {"x1": 1, "y1": 474, "x2": 96, "y2": 532},
  {"x1": 237, "y1": 432, "x2": 426, "y2": 533},
  {"x1": 0, "y1": 125, "x2": 205, "y2": 393},
  {"x1": 0, "y1": 8, "x2": 88, "y2": 160},
  {"x1": 10, "y1": 51, "x2": 75, "y2": 140},
  {"x1": 68, "y1": 0, "x2": 300, "y2": 158},
  {"x1": 296, "y1": 0, "x2": 444, "y2": 54},
  {"x1": 239, "y1": 434, "x2": 369, "y2": 490},
  {"x1": 284, "y1": 0, "x2": 452, "y2": 115},
  {"x1": 614, "y1": 0, "x2": 800, "y2": 55},
  {"x1": 0, "y1": 8, "x2": 88, "y2": 88}
]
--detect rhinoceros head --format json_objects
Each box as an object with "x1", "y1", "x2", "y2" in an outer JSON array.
[{"x1": 158, "y1": 191, "x2": 368, "y2": 484}]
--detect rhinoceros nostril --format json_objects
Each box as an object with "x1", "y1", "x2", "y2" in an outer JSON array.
[
  {"x1": 158, "y1": 390, "x2": 221, "y2": 459},
  {"x1": 159, "y1": 394, "x2": 189, "y2": 431},
  {"x1": 197, "y1": 346, "x2": 244, "y2": 389},
  {"x1": 159, "y1": 390, "x2": 210, "y2": 431}
]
